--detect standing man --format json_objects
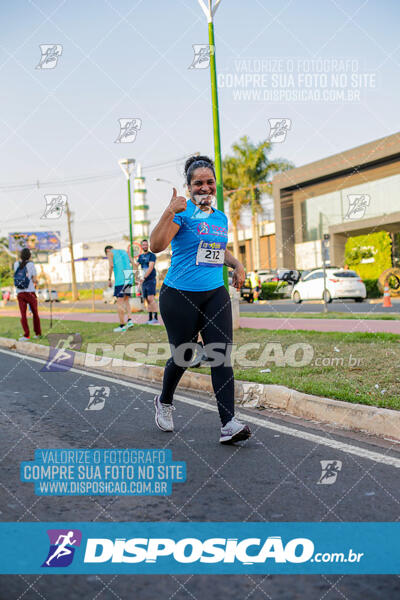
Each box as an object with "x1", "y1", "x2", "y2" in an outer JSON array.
[
  {"x1": 251, "y1": 269, "x2": 261, "y2": 303},
  {"x1": 105, "y1": 245, "x2": 135, "y2": 332},
  {"x1": 137, "y1": 239, "x2": 159, "y2": 324},
  {"x1": 14, "y1": 248, "x2": 42, "y2": 341}
]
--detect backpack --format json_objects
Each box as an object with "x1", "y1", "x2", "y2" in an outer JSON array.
[{"x1": 14, "y1": 263, "x2": 30, "y2": 290}]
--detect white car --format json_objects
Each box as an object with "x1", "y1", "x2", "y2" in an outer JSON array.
[
  {"x1": 291, "y1": 269, "x2": 367, "y2": 303},
  {"x1": 37, "y1": 289, "x2": 59, "y2": 302}
]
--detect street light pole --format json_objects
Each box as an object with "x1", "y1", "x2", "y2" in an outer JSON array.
[
  {"x1": 197, "y1": 0, "x2": 228, "y2": 288},
  {"x1": 118, "y1": 158, "x2": 136, "y2": 262},
  {"x1": 127, "y1": 176, "x2": 133, "y2": 258}
]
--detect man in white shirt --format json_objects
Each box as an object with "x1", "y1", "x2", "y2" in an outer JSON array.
[{"x1": 14, "y1": 248, "x2": 42, "y2": 341}]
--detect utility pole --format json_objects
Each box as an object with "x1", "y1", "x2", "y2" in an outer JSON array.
[
  {"x1": 322, "y1": 234, "x2": 330, "y2": 314},
  {"x1": 66, "y1": 200, "x2": 79, "y2": 302}
]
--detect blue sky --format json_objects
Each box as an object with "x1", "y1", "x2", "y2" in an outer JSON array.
[{"x1": 1, "y1": 0, "x2": 400, "y2": 246}]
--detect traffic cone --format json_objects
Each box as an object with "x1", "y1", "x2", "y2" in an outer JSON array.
[{"x1": 383, "y1": 284, "x2": 392, "y2": 308}]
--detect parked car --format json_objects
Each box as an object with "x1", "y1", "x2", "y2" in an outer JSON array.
[
  {"x1": 259, "y1": 269, "x2": 279, "y2": 283},
  {"x1": 246, "y1": 269, "x2": 278, "y2": 284},
  {"x1": 38, "y1": 289, "x2": 59, "y2": 302},
  {"x1": 291, "y1": 268, "x2": 367, "y2": 303}
]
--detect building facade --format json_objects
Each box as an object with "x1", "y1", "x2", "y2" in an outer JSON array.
[
  {"x1": 227, "y1": 220, "x2": 277, "y2": 272},
  {"x1": 272, "y1": 132, "x2": 400, "y2": 269}
]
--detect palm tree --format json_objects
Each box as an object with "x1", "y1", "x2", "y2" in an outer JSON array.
[
  {"x1": 223, "y1": 136, "x2": 293, "y2": 268},
  {"x1": 223, "y1": 156, "x2": 248, "y2": 259}
]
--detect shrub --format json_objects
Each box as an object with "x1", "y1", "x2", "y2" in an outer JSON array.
[
  {"x1": 344, "y1": 231, "x2": 392, "y2": 279},
  {"x1": 363, "y1": 279, "x2": 381, "y2": 298},
  {"x1": 261, "y1": 282, "x2": 287, "y2": 300}
]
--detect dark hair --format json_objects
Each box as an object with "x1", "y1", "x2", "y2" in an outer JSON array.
[
  {"x1": 184, "y1": 155, "x2": 215, "y2": 185},
  {"x1": 141, "y1": 239, "x2": 148, "y2": 243},
  {"x1": 19, "y1": 247, "x2": 31, "y2": 269},
  {"x1": 104, "y1": 245, "x2": 113, "y2": 255}
]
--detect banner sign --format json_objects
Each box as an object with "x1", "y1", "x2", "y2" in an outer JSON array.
[
  {"x1": 0, "y1": 522, "x2": 398, "y2": 574},
  {"x1": 8, "y1": 231, "x2": 61, "y2": 251}
]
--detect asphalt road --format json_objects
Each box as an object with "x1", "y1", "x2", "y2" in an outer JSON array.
[
  {"x1": 240, "y1": 299, "x2": 400, "y2": 314},
  {"x1": 0, "y1": 349, "x2": 399, "y2": 599}
]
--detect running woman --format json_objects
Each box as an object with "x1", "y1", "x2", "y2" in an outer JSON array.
[
  {"x1": 137, "y1": 239, "x2": 159, "y2": 324},
  {"x1": 150, "y1": 155, "x2": 251, "y2": 444},
  {"x1": 105, "y1": 245, "x2": 135, "y2": 332},
  {"x1": 14, "y1": 248, "x2": 42, "y2": 341}
]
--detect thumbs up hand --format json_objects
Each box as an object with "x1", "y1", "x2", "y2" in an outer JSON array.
[{"x1": 168, "y1": 188, "x2": 187, "y2": 214}]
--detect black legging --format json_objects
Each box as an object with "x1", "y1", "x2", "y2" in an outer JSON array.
[{"x1": 159, "y1": 284, "x2": 234, "y2": 426}]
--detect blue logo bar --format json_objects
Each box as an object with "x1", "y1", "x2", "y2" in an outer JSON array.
[{"x1": 0, "y1": 523, "x2": 399, "y2": 574}]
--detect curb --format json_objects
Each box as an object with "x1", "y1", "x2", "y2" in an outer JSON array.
[{"x1": 1, "y1": 336, "x2": 400, "y2": 441}]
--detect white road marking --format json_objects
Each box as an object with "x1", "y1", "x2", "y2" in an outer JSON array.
[{"x1": 1, "y1": 348, "x2": 400, "y2": 468}]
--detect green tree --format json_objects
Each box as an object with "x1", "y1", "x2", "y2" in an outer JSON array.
[
  {"x1": 223, "y1": 136, "x2": 293, "y2": 268},
  {"x1": 0, "y1": 237, "x2": 14, "y2": 287}
]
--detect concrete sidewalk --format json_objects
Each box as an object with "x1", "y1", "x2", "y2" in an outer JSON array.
[{"x1": 2, "y1": 309, "x2": 400, "y2": 333}]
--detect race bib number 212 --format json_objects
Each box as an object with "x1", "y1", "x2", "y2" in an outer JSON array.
[{"x1": 196, "y1": 241, "x2": 226, "y2": 267}]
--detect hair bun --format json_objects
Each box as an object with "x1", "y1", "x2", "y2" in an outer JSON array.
[
  {"x1": 184, "y1": 155, "x2": 215, "y2": 184},
  {"x1": 184, "y1": 155, "x2": 214, "y2": 176}
]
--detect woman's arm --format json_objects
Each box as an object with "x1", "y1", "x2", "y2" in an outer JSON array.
[
  {"x1": 224, "y1": 249, "x2": 246, "y2": 290},
  {"x1": 150, "y1": 188, "x2": 186, "y2": 253},
  {"x1": 224, "y1": 249, "x2": 242, "y2": 270}
]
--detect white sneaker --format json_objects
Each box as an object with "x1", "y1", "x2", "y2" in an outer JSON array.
[
  {"x1": 125, "y1": 320, "x2": 134, "y2": 329},
  {"x1": 18, "y1": 336, "x2": 30, "y2": 342},
  {"x1": 113, "y1": 325, "x2": 126, "y2": 332},
  {"x1": 149, "y1": 319, "x2": 160, "y2": 325},
  {"x1": 219, "y1": 417, "x2": 251, "y2": 444},
  {"x1": 154, "y1": 395, "x2": 175, "y2": 432}
]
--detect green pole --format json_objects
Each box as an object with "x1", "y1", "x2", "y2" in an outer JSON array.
[
  {"x1": 127, "y1": 177, "x2": 136, "y2": 289},
  {"x1": 208, "y1": 19, "x2": 228, "y2": 289}
]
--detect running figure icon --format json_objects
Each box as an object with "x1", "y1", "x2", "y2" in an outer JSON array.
[{"x1": 45, "y1": 531, "x2": 77, "y2": 566}]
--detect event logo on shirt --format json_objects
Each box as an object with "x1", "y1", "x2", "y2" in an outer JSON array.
[
  {"x1": 211, "y1": 224, "x2": 228, "y2": 237},
  {"x1": 42, "y1": 529, "x2": 82, "y2": 567},
  {"x1": 197, "y1": 222, "x2": 210, "y2": 235}
]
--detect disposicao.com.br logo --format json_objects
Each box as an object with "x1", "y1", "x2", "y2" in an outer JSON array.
[
  {"x1": 0, "y1": 522, "x2": 384, "y2": 574},
  {"x1": 84, "y1": 535, "x2": 314, "y2": 564},
  {"x1": 0, "y1": 522, "x2": 391, "y2": 575},
  {"x1": 41, "y1": 533, "x2": 361, "y2": 569}
]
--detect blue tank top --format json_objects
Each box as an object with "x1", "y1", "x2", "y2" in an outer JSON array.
[
  {"x1": 164, "y1": 200, "x2": 228, "y2": 292},
  {"x1": 112, "y1": 249, "x2": 131, "y2": 286}
]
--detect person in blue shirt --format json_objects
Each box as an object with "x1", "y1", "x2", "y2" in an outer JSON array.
[
  {"x1": 150, "y1": 155, "x2": 251, "y2": 444},
  {"x1": 105, "y1": 245, "x2": 135, "y2": 332},
  {"x1": 137, "y1": 239, "x2": 159, "y2": 324}
]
